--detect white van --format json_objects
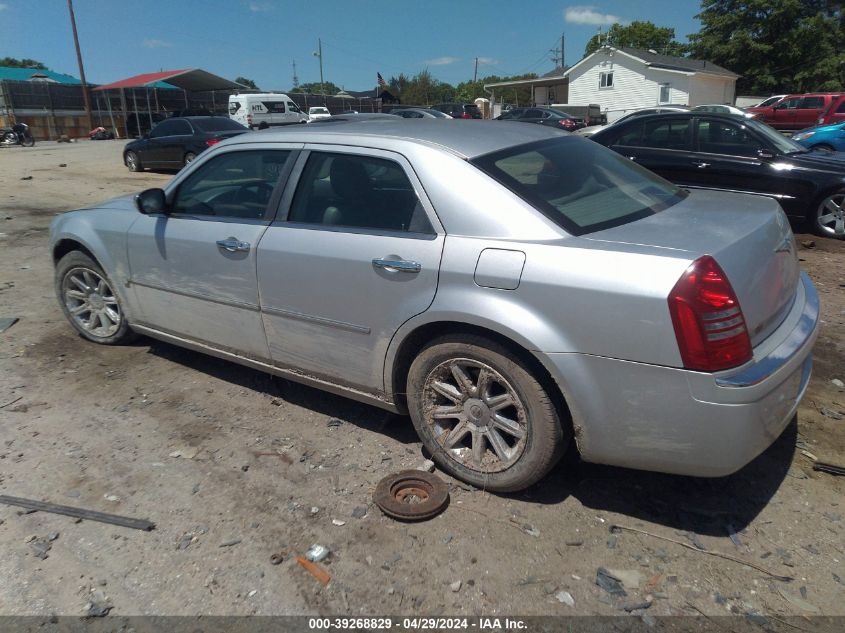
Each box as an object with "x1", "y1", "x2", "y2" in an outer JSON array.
[{"x1": 228, "y1": 93, "x2": 307, "y2": 129}]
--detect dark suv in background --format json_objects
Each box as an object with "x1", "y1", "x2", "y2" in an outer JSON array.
[{"x1": 431, "y1": 103, "x2": 482, "y2": 119}]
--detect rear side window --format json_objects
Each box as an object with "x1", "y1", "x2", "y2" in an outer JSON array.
[
  {"x1": 642, "y1": 119, "x2": 691, "y2": 150},
  {"x1": 800, "y1": 97, "x2": 825, "y2": 109},
  {"x1": 288, "y1": 152, "x2": 433, "y2": 233},
  {"x1": 191, "y1": 118, "x2": 248, "y2": 132},
  {"x1": 472, "y1": 137, "x2": 686, "y2": 235},
  {"x1": 263, "y1": 101, "x2": 286, "y2": 113},
  {"x1": 835, "y1": 100, "x2": 845, "y2": 114}
]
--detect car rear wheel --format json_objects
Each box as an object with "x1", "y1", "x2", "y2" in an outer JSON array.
[
  {"x1": 125, "y1": 151, "x2": 142, "y2": 172},
  {"x1": 55, "y1": 251, "x2": 137, "y2": 345},
  {"x1": 407, "y1": 334, "x2": 567, "y2": 492},
  {"x1": 811, "y1": 191, "x2": 845, "y2": 239}
]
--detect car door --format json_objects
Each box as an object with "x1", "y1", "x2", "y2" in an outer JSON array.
[
  {"x1": 126, "y1": 146, "x2": 299, "y2": 358},
  {"x1": 256, "y1": 147, "x2": 444, "y2": 392},
  {"x1": 771, "y1": 96, "x2": 801, "y2": 129},
  {"x1": 607, "y1": 116, "x2": 697, "y2": 184},
  {"x1": 794, "y1": 96, "x2": 825, "y2": 129},
  {"x1": 140, "y1": 119, "x2": 178, "y2": 165},
  {"x1": 154, "y1": 119, "x2": 195, "y2": 166}
]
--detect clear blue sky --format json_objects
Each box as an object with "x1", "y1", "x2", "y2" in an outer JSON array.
[{"x1": 1, "y1": 0, "x2": 702, "y2": 90}]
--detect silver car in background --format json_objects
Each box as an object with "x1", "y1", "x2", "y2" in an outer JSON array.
[{"x1": 49, "y1": 121, "x2": 819, "y2": 491}]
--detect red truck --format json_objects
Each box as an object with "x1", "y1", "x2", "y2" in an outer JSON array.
[{"x1": 746, "y1": 93, "x2": 843, "y2": 130}]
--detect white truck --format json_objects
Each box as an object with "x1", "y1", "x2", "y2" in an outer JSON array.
[{"x1": 228, "y1": 93, "x2": 307, "y2": 129}]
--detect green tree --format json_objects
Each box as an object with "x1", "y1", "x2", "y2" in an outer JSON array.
[
  {"x1": 689, "y1": 0, "x2": 845, "y2": 94},
  {"x1": 296, "y1": 81, "x2": 340, "y2": 95},
  {"x1": 234, "y1": 76, "x2": 259, "y2": 90},
  {"x1": 0, "y1": 57, "x2": 48, "y2": 69},
  {"x1": 585, "y1": 21, "x2": 688, "y2": 56}
]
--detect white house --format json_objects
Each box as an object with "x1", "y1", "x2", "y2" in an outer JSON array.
[{"x1": 565, "y1": 47, "x2": 739, "y2": 122}]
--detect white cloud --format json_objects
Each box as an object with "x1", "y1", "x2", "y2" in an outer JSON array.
[
  {"x1": 143, "y1": 39, "x2": 172, "y2": 48},
  {"x1": 564, "y1": 5, "x2": 622, "y2": 26},
  {"x1": 249, "y1": 1, "x2": 271, "y2": 11},
  {"x1": 0, "y1": 3, "x2": 8, "y2": 10},
  {"x1": 425, "y1": 56, "x2": 460, "y2": 66},
  {"x1": 477, "y1": 57, "x2": 499, "y2": 65}
]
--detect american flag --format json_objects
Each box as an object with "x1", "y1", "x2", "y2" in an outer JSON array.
[{"x1": 377, "y1": 72, "x2": 386, "y2": 87}]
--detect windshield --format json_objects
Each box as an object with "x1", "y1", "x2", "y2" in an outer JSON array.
[
  {"x1": 746, "y1": 119, "x2": 807, "y2": 153},
  {"x1": 472, "y1": 137, "x2": 687, "y2": 235},
  {"x1": 310, "y1": 108, "x2": 329, "y2": 114},
  {"x1": 427, "y1": 109, "x2": 450, "y2": 118},
  {"x1": 191, "y1": 118, "x2": 248, "y2": 132}
]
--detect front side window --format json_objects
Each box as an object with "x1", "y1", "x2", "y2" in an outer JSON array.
[
  {"x1": 149, "y1": 120, "x2": 178, "y2": 138},
  {"x1": 288, "y1": 152, "x2": 432, "y2": 233},
  {"x1": 262, "y1": 101, "x2": 286, "y2": 113},
  {"x1": 172, "y1": 150, "x2": 291, "y2": 220},
  {"x1": 472, "y1": 137, "x2": 686, "y2": 235},
  {"x1": 696, "y1": 119, "x2": 762, "y2": 156},
  {"x1": 780, "y1": 97, "x2": 801, "y2": 110},
  {"x1": 287, "y1": 102, "x2": 300, "y2": 113},
  {"x1": 800, "y1": 96, "x2": 825, "y2": 109},
  {"x1": 228, "y1": 101, "x2": 241, "y2": 115},
  {"x1": 599, "y1": 72, "x2": 614, "y2": 89}
]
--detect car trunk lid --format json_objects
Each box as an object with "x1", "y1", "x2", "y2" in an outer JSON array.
[{"x1": 584, "y1": 189, "x2": 800, "y2": 347}]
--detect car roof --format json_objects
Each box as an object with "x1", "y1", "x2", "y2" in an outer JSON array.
[{"x1": 239, "y1": 119, "x2": 566, "y2": 159}]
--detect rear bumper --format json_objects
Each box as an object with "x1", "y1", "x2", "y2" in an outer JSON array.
[{"x1": 544, "y1": 272, "x2": 820, "y2": 477}]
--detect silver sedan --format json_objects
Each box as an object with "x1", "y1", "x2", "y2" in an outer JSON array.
[{"x1": 49, "y1": 121, "x2": 819, "y2": 491}]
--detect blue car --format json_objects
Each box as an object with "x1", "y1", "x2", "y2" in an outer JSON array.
[{"x1": 792, "y1": 122, "x2": 845, "y2": 152}]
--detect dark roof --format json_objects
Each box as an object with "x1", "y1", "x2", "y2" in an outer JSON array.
[
  {"x1": 618, "y1": 48, "x2": 738, "y2": 78},
  {"x1": 541, "y1": 66, "x2": 569, "y2": 78},
  {"x1": 228, "y1": 119, "x2": 568, "y2": 159}
]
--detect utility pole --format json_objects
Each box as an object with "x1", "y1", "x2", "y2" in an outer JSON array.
[
  {"x1": 313, "y1": 38, "x2": 324, "y2": 95},
  {"x1": 292, "y1": 60, "x2": 299, "y2": 90},
  {"x1": 67, "y1": 0, "x2": 93, "y2": 131},
  {"x1": 473, "y1": 57, "x2": 478, "y2": 83},
  {"x1": 550, "y1": 33, "x2": 565, "y2": 68}
]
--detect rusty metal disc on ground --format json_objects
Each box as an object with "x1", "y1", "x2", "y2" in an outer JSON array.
[{"x1": 373, "y1": 470, "x2": 450, "y2": 521}]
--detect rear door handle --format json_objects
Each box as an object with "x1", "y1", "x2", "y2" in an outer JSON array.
[
  {"x1": 216, "y1": 237, "x2": 250, "y2": 252},
  {"x1": 691, "y1": 160, "x2": 711, "y2": 168},
  {"x1": 372, "y1": 258, "x2": 421, "y2": 273}
]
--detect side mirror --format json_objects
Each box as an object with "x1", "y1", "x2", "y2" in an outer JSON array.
[
  {"x1": 757, "y1": 148, "x2": 775, "y2": 159},
  {"x1": 135, "y1": 188, "x2": 167, "y2": 214}
]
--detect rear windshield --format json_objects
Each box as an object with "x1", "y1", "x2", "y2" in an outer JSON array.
[
  {"x1": 471, "y1": 137, "x2": 687, "y2": 235},
  {"x1": 191, "y1": 118, "x2": 248, "y2": 132}
]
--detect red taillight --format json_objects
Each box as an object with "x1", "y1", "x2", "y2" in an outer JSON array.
[
  {"x1": 668, "y1": 255, "x2": 752, "y2": 372},
  {"x1": 206, "y1": 138, "x2": 220, "y2": 146},
  {"x1": 559, "y1": 119, "x2": 574, "y2": 128},
  {"x1": 461, "y1": 112, "x2": 472, "y2": 119}
]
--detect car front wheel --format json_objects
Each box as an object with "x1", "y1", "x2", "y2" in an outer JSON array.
[
  {"x1": 407, "y1": 334, "x2": 567, "y2": 492},
  {"x1": 125, "y1": 151, "x2": 142, "y2": 172},
  {"x1": 812, "y1": 191, "x2": 845, "y2": 239},
  {"x1": 55, "y1": 251, "x2": 137, "y2": 345}
]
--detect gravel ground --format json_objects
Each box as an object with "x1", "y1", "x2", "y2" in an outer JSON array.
[{"x1": 0, "y1": 140, "x2": 843, "y2": 619}]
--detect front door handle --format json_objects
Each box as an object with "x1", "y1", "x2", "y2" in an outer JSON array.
[
  {"x1": 216, "y1": 237, "x2": 250, "y2": 252},
  {"x1": 372, "y1": 258, "x2": 421, "y2": 273},
  {"x1": 691, "y1": 160, "x2": 711, "y2": 168}
]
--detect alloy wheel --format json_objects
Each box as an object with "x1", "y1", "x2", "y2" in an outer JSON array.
[
  {"x1": 816, "y1": 193, "x2": 845, "y2": 237},
  {"x1": 422, "y1": 358, "x2": 527, "y2": 473},
  {"x1": 62, "y1": 267, "x2": 122, "y2": 338}
]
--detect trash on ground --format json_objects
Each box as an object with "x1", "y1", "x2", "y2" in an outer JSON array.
[
  {"x1": 331, "y1": 519, "x2": 346, "y2": 526},
  {"x1": 31, "y1": 537, "x2": 52, "y2": 560},
  {"x1": 0, "y1": 317, "x2": 19, "y2": 333},
  {"x1": 831, "y1": 378, "x2": 844, "y2": 388},
  {"x1": 623, "y1": 600, "x2": 653, "y2": 612},
  {"x1": 270, "y1": 550, "x2": 287, "y2": 565},
  {"x1": 819, "y1": 407, "x2": 843, "y2": 420},
  {"x1": 450, "y1": 580, "x2": 462, "y2": 592},
  {"x1": 305, "y1": 544, "x2": 330, "y2": 562},
  {"x1": 218, "y1": 539, "x2": 241, "y2": 547},
  {"x1": 296, "y1": 556, "x2": 331, "y2": 586},
  {"x1": 0, "y1": 494, "x2": 155, "y2": 531},
  {"x1": 813, "y1": 461, "x2": 845, "y2": 476},
  {"x1": 606, "y1": 568, "x2": 642, "y2": 589},
  {"x1": 555, "y1": 590, "x2": 575, "y2": 606},
  {"x1": 373, "y1": 470, "x2": 449, "y2": 521},
  {"x1": 252, "y1": 450, "x2": 293, "y2": 464},
  {"x1": 596, "y1": 567, "x2": 627, "y2": 597}
]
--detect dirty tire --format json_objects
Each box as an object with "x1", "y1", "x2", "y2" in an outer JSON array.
[
  {"x1": 54, "y1": 251, "x2": 137, "y2": 345},
  {"x1": 125, "y1": 151, "x2": 142, "y2": 172},
  {"x1": 407, "y1": 334, "x2": 567, "y2": 492}
]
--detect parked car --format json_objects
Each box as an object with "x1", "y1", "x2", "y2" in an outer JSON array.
[
  {"x1": 816, "y1": 94, "x2": 845, "y2": 126},
  {"x1": 307, "y1": 106, "x2": 331, "y2": 122},
  {"x1": 228, "y1": 93, "x2": 307, "y2": 129},
  {"x1": 753, "y1": 95, "x2": 787, "y2": 108},
  {"x1": 51, "y1": 120, "x2": 818, "y2": 491},
  {"x1": 123, "y1": 116, "x2": 248, "y2": 172},
  {"x1": 576, "y1": 106, "x2": 689, "y2": 137},
  {"x1": 390, "y1": 107, "x2": 452, "y2": 119},
  {"x1": 495, "y1": 107, "x2": 585, "y2": 131},
  {"x1": 792, "y1": 122, "x2": 845, "y2": 152},
  {"x1": 431, "y1": 103, "x2": 482, "y2": 119},
  {"x1": 590, "y1": 111, "x2": 845, "y2": 238},
  {"x1": 692, "y1": 104, "x2": 754, "y2": 118},
  {"x1": 746, "y1": 93, "x2": 843, "y2": 131}
]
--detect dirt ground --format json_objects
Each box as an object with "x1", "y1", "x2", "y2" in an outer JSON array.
[{"x1": 0, "y1": 140, "x2": 843, "y2": 620}]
